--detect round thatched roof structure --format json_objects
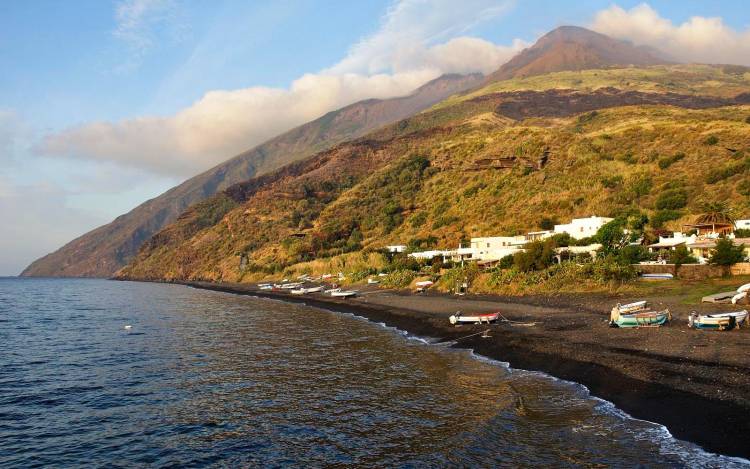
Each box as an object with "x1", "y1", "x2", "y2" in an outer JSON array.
[{"x1": 693, "y1": 212, "x2": 735, "y2": 226}]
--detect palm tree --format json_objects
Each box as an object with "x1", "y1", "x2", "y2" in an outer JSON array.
[{"x1": 695, "y1": 201, "x2": 735, "y2": 226}]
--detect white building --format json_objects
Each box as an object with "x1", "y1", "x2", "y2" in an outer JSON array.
[
  {"x1": 386, "y1": 245, "x2": 407, "y2": 253},
  {"x1": 470, "y1": 236, "x2": 526, "y2": 261},
  {"x1": 554, "y1": 215, "x2": 613, "y2": 240},
  {"x1": 647, "y1": 232, "x2": 697, "y2": 253},
  {"x1": 736, "y1": 219, "x2": 750, "y2": 230}
]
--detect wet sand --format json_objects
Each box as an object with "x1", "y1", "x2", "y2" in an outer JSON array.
[{"x1": 184, "y1": 281, "x2": 750, "y2": 460}]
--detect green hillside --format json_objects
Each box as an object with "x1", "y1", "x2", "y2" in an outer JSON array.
[{"x1": 117, "y1": 65, "x2": 750, "y2": 290}]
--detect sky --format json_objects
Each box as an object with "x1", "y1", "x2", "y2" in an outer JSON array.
[{"x1": 1, "y1": 0, "x2": 749, "y2": 275}]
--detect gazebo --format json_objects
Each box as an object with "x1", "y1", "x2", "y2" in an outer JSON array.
[{"x1": 683, "y1": 212, "x2": 735, "y2": 236}]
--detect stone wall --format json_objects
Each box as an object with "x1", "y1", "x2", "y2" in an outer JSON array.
[{"x1": 634, "y1": 263, "x2": 750, "y2": 280}]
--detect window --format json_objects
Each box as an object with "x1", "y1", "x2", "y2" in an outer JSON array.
[{"x1": 487, "y1": 243, "x2": 490, "y2": 248}]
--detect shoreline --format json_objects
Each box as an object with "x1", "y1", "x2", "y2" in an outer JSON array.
[{"x1": 174, "y1": 280, "x2": 750, "y2": 459}]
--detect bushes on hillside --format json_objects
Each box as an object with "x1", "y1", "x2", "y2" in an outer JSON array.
[
  {"x1": 655, "y1": 188, "x2": 688, "y2": 210},
  {"x1": 706, "y1": 162, "x2": 746, "y2": 184},
  {"x1": 601, "y1": 175, "x2": 623, "y2": 189},
  {"x1": 650, "y1": 209, "x2": 682, "y2": 228},
  {"x1": 658, "y1": 152, "x2": 685, "y2": 170},
  {"x1": 539, "y1": 217, "x2": 557, "y2": 230},
  {"x1": 704, "y1": 135, "x2": 719, "y2": 145}
]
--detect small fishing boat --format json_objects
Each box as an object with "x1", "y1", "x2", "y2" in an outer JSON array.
[
  {"x1": 258, "y1": 283, "x2": 273, "y2": 290},
  {"x1": 449, "y1": 311, "x2": 499, "y2": 325},
  {"x1": 611, "y1": 300, "x2": 649, "y2": 316},
  {"x1": 330, "y1": 289, "x2": 357, "y2": 298},
  {"x1": 290, "y1": 288, "x2": 306, "y2": 295},
  {"x1": 738, "y1": 283, "x2": 750, "y2": 293},
  {"x1": 304, "y1": 286, "x2": 325, "y2": 293},
  {"x1": 610, "y1": 308, "x2": 670, "y2": 328},
  {"x1": 689, "y1": 310, "x2": 748, "y2": 330},
  {"x1": 367, "y1": 278, "x2": 379, "y2": 284}
]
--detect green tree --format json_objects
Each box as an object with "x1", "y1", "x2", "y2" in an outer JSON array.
[
  {"x1": 513, "y1": 240, "x2": 555, "y2": 272},
  {"x1": 669, "y1": 245, "x2": 698, "y2": 266},
  {"x1": 596, "y1": 219, "x2": 628, "y2": 255},
  {"x1": 710, "y1": 238, "x2": 745, "y2": 266}
]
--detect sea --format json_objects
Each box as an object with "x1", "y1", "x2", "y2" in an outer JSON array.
[{"x1": 0, "y1": 278, "x2": 747, "y2": 467}]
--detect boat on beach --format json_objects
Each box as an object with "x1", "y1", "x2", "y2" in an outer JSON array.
[
  {"x1": 689, "y1": 310, "x2": 748, "y2": 330},
  {"x1": 449, "y1": 311, "x2": 499, "y2": 325},
  {"x1": 329, "y1": 289, "x2": 357, "y2": 298},
  {"x1": 290, "y1": 285, "x2": 326, "y2": 295},
  {"x1": 610, "y1": 307, "x2": 670, "y2": 328},
  {"x1": 611, "y1": 300, "x2": 649, "y2": 315}
]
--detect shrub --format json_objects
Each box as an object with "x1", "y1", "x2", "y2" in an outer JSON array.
[
  {"x1": 704, "y1": 135, "x2": 719, "y2": 145},
  {"x1": 513, "y1": 240, "x2": 555, "y2": 272},
  {"x1": 651, "y1": 210, "x2": 682, "y2": 228},
  {"x1": 584, "y1": 258, "x2": 638, "y2": 282},
  {"x1": 669, "y1": 245, "x2": 698, "y2": 266},
  {"x1": 380, "y1": 270, "x2": 418, "y2": 288},
  {"x1": 498, "y1": 254, "x2": 514, "y2": 269},
  {"x1": 655, "y1": 188, "x2": 688, "y2": 210},
  {"x1": 432, "y1": 215, "x2": 459, "y2": 229},
  {"x1": 706, "y1": 162, "x2": 745, "y2": 184},
  {"x1": 738, "y1": 179, "x2": 750, "y2": 196},
  {"x1": 658, "y1": 152, "x2": 685, "y2": 170},
  {"x1": 601, "y1": 175, "x2": 623, "y2": 188},
  {"x1": 734, "y1": 228, "x2": 750, "y2": 238},
  {"x1": 551, "y1": 232, "x2": 572, "y2": 247},
  {"x1": 710, "y1": 238, "x2": 745, "y2": 266},
  {"x1": 539, "y1": 217, "x2": 558, "y2": 230},
  {"x1": 630, "y1": 175, "x2": 652, "y2": 199},
  {"x1": 409, "y1": 211, "x2": 427, "y2": 228},
  {"x1": 617, "y1": 245, "x2": 651, "y2": 265}
]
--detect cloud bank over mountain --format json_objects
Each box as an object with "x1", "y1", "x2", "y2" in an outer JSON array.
[
  {"x1": 34, "y1": 2, "x2": 750, "y2": 179},
  {"x1": 37, "y1": 0, "x2": 522, "y2": 178},
  {"x1": 590, "y1": 3, "x2": 750, "y2": 66}
]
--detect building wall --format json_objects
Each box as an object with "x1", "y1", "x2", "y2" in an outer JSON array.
[
  {"x1": 470, "y1": 236, "x2": 525, "y2": 261},
  {"x1": 553, "y1": 216, "x2": 613, "y2": 240}
]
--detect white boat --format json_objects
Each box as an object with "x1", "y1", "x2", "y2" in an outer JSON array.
[
  {"x1": 689, "y1": 310, "x2": 748, "y2": 330},
  {"x1": 415, "y1": 280, "x2": 434, "y2": 287},
  {"x1": 367, "y1": 278, "x2": 379, "y2": 284},
  {"x1": 290, "y1": 288, "x2": 306, "y2": 295},
  {"x1": 612, "y1": 300, "x2": 648, "y2": 315},
  {"x1": 304, "y1": 286, "x2": 325, "y2": 293},
  {"x1": 641, "y1": 273, "x2": 674, "y2": 280},
  {"x1": 279, "y1": 283, "x2": 302, "y2": 289},
  {"x1": 330, "y1": 289, "x2": 357, "y2": 298},
  {"x1": 449, "y1": 311, "x2": 499, "y2": 325},
  {"x1": 732, "y1": 291, "x2": 747, "y2": 304},
  {"x1": 738, "y1": 283, "x2": 750, "y2": 293},
  {"x1": 258, "y1": 283, "x2": 273, "y2": 290}
]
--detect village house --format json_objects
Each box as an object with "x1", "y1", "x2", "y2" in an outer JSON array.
[
  {"x1": 735, "y1": 219, "x2": 750, "y2": 231},
  {"x1": 686, "y1": 238, "x2": 750, "y2": 264},
  {"x1": 554, "y1": 215, "x2": 613, "y2": 239},
  {"x1": 647, "y1": 232, "x2": 697, "y2": 254},
  {"x1": 469, "y1": 236, "x2": 527, "y2": 261},
  {"x1": 386, "y1": 245, "x2": 407, "y2": 253}
]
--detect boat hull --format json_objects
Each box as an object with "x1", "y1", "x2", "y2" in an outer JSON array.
[
  {"x1": 611, "y1": 310, "x2": 670, "y2": 328},
  {"x1": 449, "y1": 313, "x2": 499, "y2": 325}
]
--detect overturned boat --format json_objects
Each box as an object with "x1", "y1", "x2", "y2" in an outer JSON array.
[
  {"x1": 610, "y1": 307, "x2": 670, "y2": 328},
  {"x1": 689, "y1": 310, "x2": 748, "y2": 330},
  {"x1": 449, "y1": 311, "x2": 499, "y2": 325}
]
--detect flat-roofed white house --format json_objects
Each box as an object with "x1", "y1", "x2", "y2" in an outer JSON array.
[
  {"x1": 470, "y1": 236, "x2": 526, "y2": 261},
  {"x1": 647, "y1": 232, "x2": 697, "y2": 253},
  {"x1": 736, "y1": 219, "x2": 750, "y2": 230},
  {"x1": 408, "y1": 250, "x2": 448, "y2": 260},
  {"x1": 386, "y1": 245, "x2": 407, "y2": 253},
  {"x1": 554, "y1": 215, "x2": 613, "y2": 239}
]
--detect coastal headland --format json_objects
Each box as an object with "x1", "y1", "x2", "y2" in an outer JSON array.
[{"x1": 178, "y1": 280, "x2": 750, "y2": 460}]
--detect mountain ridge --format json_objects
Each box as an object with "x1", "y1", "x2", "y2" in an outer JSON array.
[
  {"x1": 21, "y1": 73, "x2": 482, "y2": 277},
  {"x1": 485, "y1": 26, "x2": 670, "y2": 83}
]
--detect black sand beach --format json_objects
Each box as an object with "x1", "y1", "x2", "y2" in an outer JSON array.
[{"x1": 183, "y1": 281, "x2": 750, "y2": 459}]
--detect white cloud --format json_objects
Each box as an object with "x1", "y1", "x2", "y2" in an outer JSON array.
[
  {"x1": 38, "y1": 0, "x2": 523, "y2": 178},
  {"x1": 590, "y1": 3, "x2": 750, "y2": 65}
]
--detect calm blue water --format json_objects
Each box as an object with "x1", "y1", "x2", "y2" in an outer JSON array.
[{"x1": 0, "y1": 278, "x2": 746, "y2": 467}]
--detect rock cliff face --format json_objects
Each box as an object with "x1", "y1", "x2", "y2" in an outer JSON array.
[{"x1": 21, "y1": 73, "x2": 481, "y2": 277}]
